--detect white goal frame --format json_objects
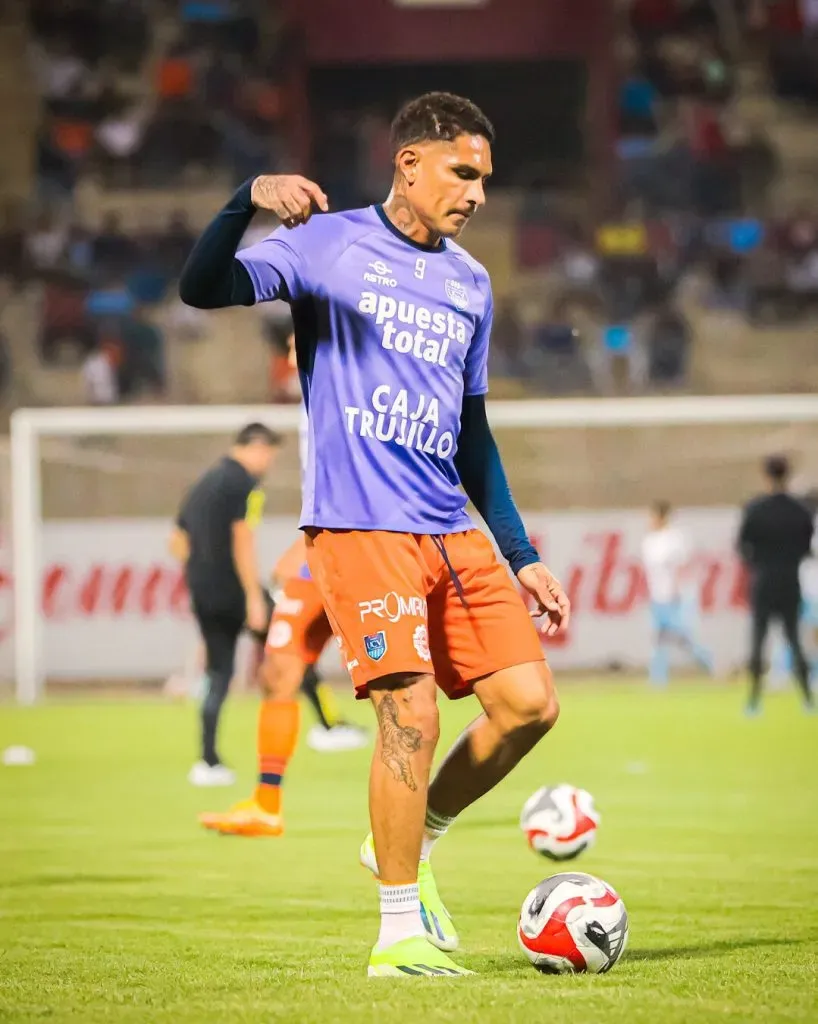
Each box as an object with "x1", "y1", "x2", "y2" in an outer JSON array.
[{"x1": 10, "y1": 394, "x2": 818, "y2": 704}]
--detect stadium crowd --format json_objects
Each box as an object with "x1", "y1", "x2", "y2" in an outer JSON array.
[{"x1": 2, "y1": 0, "x2": 818, "y2": 403}]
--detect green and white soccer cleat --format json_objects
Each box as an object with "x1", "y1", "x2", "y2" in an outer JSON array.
[
  {"x1": 368, "y1": 936, "x2": 473, "y2": 978},
  {"x1": 359, "y1": 832, "x2": 460, "y2": 952}
]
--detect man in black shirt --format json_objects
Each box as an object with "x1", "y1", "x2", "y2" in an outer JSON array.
[
  {"x1": 171, "y1": 423, "x2": 282, "y2": 784},
  {"x1": 737, "y1": 455, "x2": 815, "y2": 715}
]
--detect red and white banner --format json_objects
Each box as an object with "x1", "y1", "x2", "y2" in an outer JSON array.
[{"x1": 0, "y1": 510, "x2": 755, "y2": 681}]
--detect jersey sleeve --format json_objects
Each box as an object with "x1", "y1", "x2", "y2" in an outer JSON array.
[
  {"x1": 464, "y1": 286, "x2": 492, "y2": 397},
  {"x1": 236, "y1": 214, "x2": 340, "y2": 303}
]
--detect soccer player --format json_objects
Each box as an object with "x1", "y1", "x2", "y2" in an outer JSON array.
[
  {"x1": 200, "y1": 341, "x2": 367, "y2": 835},
  {"x1": 171, "y1": 423, "x2": 281, "y2": 785},
  {"x1": 737, "y1": 455, "x2": 815, "y2": 716},
  {"x1": 640, "y1": 500, "x2": 714, "y2": 686},
  {"x1": 180, "y1": 92, "x2": 569, "y2": 978}
]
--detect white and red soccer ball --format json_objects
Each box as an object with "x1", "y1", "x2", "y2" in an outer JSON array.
[
  {"x1": 520, "y1": 784, "x2": 600, "y2": 860},
  {"x1": 518, "y1": 872, "x2": 629, "y2": 974}
]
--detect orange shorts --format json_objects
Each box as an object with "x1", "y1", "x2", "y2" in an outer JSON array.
[
  {"x1": 265, "y1": 576, "x2": 333, "y2": 665},
  {"x1": 305, "y1": 528, "x2": 545, "y2": 699}
]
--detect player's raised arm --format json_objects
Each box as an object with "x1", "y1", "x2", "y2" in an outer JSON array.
[{"x1": 178, "y1": 175, "x2": 328, "y2": 309}]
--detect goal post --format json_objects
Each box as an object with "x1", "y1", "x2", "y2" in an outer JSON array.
[{"x1": 9, "y1": 394, "x2": 818, "y2": 704}]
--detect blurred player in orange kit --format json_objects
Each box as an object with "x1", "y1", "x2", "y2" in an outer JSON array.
[{"x1": 199, "y1": 336, "x2": 367, "y2": 836}]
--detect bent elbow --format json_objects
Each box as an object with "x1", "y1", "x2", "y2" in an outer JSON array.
[{"x1": 178, "y1": 276, "x2": 210, "y2": 309}]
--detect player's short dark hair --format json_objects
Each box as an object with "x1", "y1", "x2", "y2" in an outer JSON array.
[
  {"x1": 651, "y1": 500, "x2": 672, "y2": 519},
  {"x1": 764, "y1": 454, "x2": 790, "y2": 482},
  {"x1": 234, "y1": 422, "x2": 282, "y2": 447},
  {"x1": 390, "y1": 92, "x2": 495, "y2": 157}
]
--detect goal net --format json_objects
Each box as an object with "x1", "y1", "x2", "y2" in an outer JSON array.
[{"x1": 7, "y1": 395, "x2": 818, "y2": 702}]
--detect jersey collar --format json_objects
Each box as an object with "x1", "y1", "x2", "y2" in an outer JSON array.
[{"x1": 374, "y1": 204, "x2": 447, "y2": 254}]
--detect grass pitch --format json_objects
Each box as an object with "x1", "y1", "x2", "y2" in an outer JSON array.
[{"x1": 1, "y1": 682, "x2": 816, "y2": 1023}]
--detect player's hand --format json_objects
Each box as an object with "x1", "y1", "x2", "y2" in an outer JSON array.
[
  {"x1": 250, "y1": 175, "x2": 329, "y2": 228},
  {"x1": 517, "y1": 562, "x2": 571, "y2": 637},
  {"x1": 246, "y1": 591, "x2": 269, "y2": 634}
]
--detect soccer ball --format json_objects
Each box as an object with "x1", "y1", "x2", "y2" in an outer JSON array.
[
  {"x1": 520, "y1": 784, "x2": 599, "y2": 860},
  {"x1": 518, "y1": 872, "x2": 629, "y2": 974}
]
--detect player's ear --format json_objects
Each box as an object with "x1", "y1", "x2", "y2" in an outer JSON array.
[{"x1": 395, "y1": 147, "x2": 419, "y2": 186}]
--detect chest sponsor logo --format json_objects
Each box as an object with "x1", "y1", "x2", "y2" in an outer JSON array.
[
  {"x1": 358, "y1": 291, "x2": 469, "y2": 368},
  {"x1": 344, "y1": 385, "x2": 455, "y2": 459}
]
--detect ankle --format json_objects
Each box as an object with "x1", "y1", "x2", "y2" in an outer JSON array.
[
  {"x1": 421, "y1": 806, "x2": 456, "y2": 861},
  {"x1": 376, "y1": 882, "x2": 425, "y2": 949}
]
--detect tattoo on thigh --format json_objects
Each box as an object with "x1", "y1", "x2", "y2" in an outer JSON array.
[{"x1": 376, "y1": 692, "x2": 423, "y2": 791}]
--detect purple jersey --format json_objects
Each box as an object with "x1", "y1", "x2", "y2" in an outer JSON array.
[{"x1": 237, "y1": 205, "x2": 492, "y2": 533}]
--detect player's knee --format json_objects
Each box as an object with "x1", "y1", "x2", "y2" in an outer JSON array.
[
  {"x1": 492, "y1": 663, "x2": 559, "y2": 736},
  {"x1": 517, "y1": 686, "x2": 559, "y2": 735},
  {"x1": 259, "y1": 652, "x2": 302, "y2": 700}
]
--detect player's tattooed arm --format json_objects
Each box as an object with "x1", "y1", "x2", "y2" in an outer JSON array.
[
  {"x1": 250, "y1": 175, "x2": 328, "y2": 228},
  {"x1": 375, "y1": 692, "x2": 423, "y2": 791}
]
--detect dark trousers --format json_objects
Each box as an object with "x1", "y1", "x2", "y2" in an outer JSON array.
[
  {"x1": 748, "y1": 581, "x2": 812, "y2": 707},
  {"x1": 193, "y1": 603, "x2": 245, "y2": 766}
]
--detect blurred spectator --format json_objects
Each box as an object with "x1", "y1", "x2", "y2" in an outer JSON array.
[
  {"x1": 39, "y1": 274, "x2": 94, "y2": 363},
  {"x1": 156, "y1": 211, "x2": 196, "y2": 277},
  {"x1": 155, "y1": 43, "x2": 196, "y2": 103},
  {"x1": 647, "y1": 301, "x2": 692, "y2": 385},
  {"x1": 64, "y1": 222, "x2": 95, "y2": 278},
  {"x1": 25, "y1": 213, "x2": 67, "y2": 278},
  {"x1": 35, "y1": 120, "x2": 79, "y2": 207},
  {"x1": 30, "y1": 38, "x2": 91, "y2": 101},
  {"x1": 0, "y1": 205, "x2": 26, "y2": 288},
  {"x1": 95, "y1": 101, "x2": 152, "y2": 183},
  {"x1": 619, "y1": 63, "x2": 659, "y2": 137},
  {"x1": 589, "y1": 321, "x2": 650, "y2": 395},
  {"x1": 733, "y1": 121, "x2": 779, "y2": 212},
  {"x1": 82, "y1": 343, "x2": 119, "y2": 405},
  {"x1": 91, "y1": 214, "x2": 137, "y2": 283},
  {"x1": 315, "y1": 112, "x2": 362, "y2": 211},
  {"x1": 489, "y1": 301, "x2": 525, "y2": 377},
  {"x1": 533, "y1": 324, "x2": 591, "y2": 395},
  {"x1": 86, "y1": 279, "x2": 134, "y2": 318},
  {"x1": 777, "y1": 205, "x2": 818, "y2": 257},
  {"x1": 121, "y1": 305, "x2": 166, "y2": 394},
  {"x1": 630, "y1": 0, "x2": 678, "y2": 43},
  {"x1": 358, "y1": 111, "x2": 394, "y2": 205}
]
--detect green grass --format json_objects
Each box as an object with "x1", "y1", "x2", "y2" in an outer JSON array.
[{"x1": 1, "y1": 683, "x2": 816, "y2": 1023}]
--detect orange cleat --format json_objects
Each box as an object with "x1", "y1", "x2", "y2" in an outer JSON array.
[{"x1": 198, "y1": 797, "x2": 284, "y2": 837}]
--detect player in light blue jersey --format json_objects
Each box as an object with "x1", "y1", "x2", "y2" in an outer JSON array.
[{"x1": 180, "y1": 92, "x2": 570, "y2": 977}]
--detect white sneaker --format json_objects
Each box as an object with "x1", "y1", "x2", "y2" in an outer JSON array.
[
  {"x1": 187, "y1": 761, "x2": 236, "y2": 787},
  {"x1": 307, "y1": 723, "x2": 369, "y2": 753}
]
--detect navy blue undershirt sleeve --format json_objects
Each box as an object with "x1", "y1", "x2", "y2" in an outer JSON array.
[
  {"x1": 178, "y1": 178, "x2": 258, "y2": 308},
  {"x1": 455, "y1": 394, "x2": 540, "y2": 575}
]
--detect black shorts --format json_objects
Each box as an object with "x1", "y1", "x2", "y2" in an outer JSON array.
[{"x1": 191, "y1": 589, "x2": 275, "y2": 646}]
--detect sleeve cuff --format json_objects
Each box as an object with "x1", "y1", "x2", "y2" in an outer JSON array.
[{"x1": 509, "y1": 547, "x2": 540, "y2": 575}]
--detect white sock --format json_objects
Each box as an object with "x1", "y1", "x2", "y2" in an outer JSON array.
[
  {"x1": 376, "y1": 883, "x2": 425, "y2": 949},
  {"x1": 420, "y1": 806, "x2": 456, "y2": 863}
]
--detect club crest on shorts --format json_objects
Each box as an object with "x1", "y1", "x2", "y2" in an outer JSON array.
[
  {"x1": 364, "y1": 630, "x2": 388, "y2": 662},
  {"x1": 445, "y1": 279, "x2": 469, "y2": 311}
]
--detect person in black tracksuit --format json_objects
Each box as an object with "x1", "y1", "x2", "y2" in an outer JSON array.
[
  {"x1": 171, "y1": 423, "x2": 281, "y2": 782},
  {"x1": 737, "y1": 455, "x2": 815, "y2": 715}
]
